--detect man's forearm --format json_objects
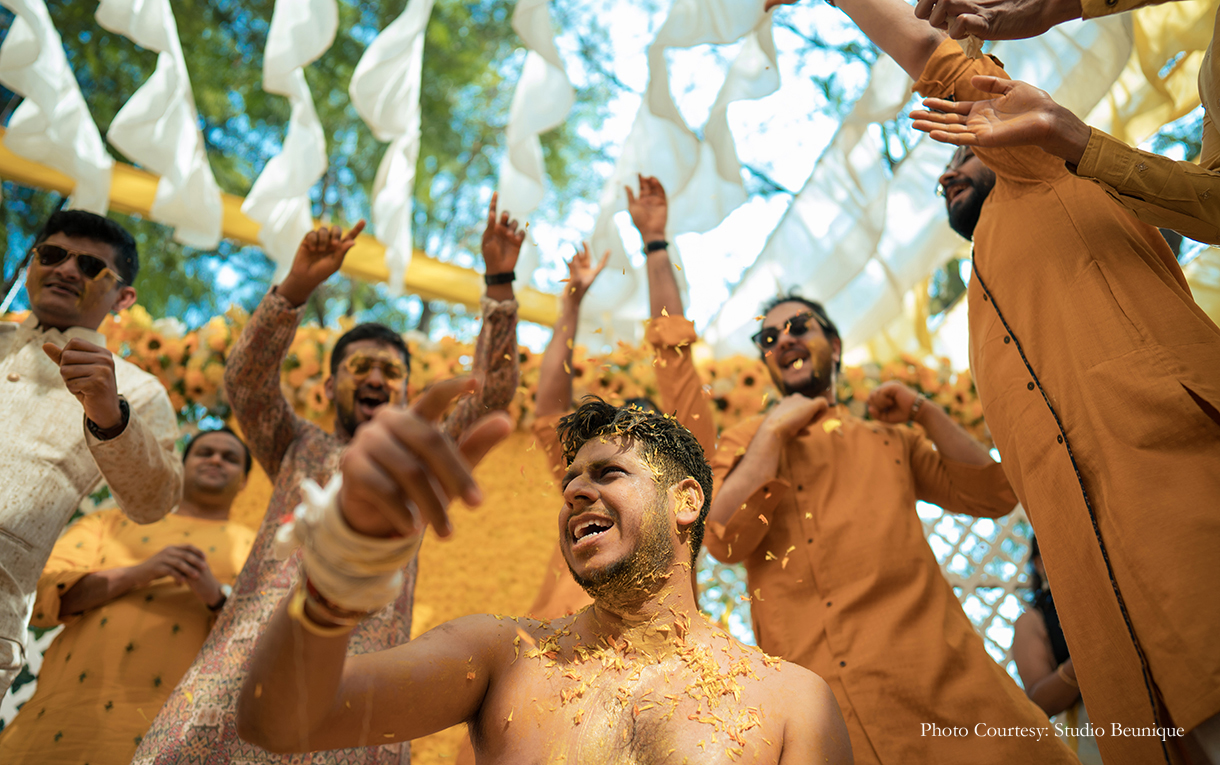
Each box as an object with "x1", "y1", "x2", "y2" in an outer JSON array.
[
  {"x1": 645, "y1": 247, "x2": 684, "y2": 319},
  {"x1": 58, "y1": 567, "x2": 142, "y2": 618},
  {"x1": 709, "y1": 428, "x2": 784, "y2": 529},
  {"x1": 536, "y1": 297, "x2": 581, "y2": 417},
  {"x1": 90, "y1": 397, "x2": 183, "y2": 524},
  {"x1": 836, "y1": 0, "x2": 946, "y2": 80},
  {"x1": 914, "y1": 399, "x2": 994, "y2": 465},
  {"x1": 238, "y1": 598, "x2": 352, "y2": 753}
]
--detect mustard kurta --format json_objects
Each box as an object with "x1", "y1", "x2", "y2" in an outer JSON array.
[
  {"x1": 707, "y1": 408, "x2": 1073, "y2": 764},
  {"x1": 1074, "y1": 0, "x2": 1220, "y2": 243},
  {"x1": 916, "y1": 39, "x2": 1220, "y2": 765},
  {"x1": 528, "y1": 315, "x2": 716, "y2": 619},
  {"x1": 0, "y1": 509, "x2": 254, "y2": 764}
]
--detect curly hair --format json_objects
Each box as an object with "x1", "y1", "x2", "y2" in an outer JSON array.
[{"x1": 557, "y1": 396, "x2": 713, "y2": 565}]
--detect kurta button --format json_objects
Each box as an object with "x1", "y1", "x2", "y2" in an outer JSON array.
[
  {"x1": 1057, "y1": 435, "x2": 1063, "y2": 444},
  {"x1": 6, "y1": 373, "x2": 18, "y2": 382},
  {"x1": 1003, "y1": 336, "x2": 1010, "y2": 344},
  {"x1": 807, "y1": 538, "x2": 813, "y2": 544},
  {"x1": 826, "y1": 601, "x2": 832, "y2": 607},
  {"x1": 839, "y1": 661, "x2": 847, "y2": 667},
  {"x1": 796, "y1": 485, "x2": 803, "y2": 491},
  {"x1": 1027, "y1": 382, "x2": 1035, "y2": 390},
  {"x1": 983, "y1": 293, "x2": 989, "y2": 301}
]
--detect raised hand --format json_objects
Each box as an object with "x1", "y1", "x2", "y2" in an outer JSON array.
[
  {"x1": 762, "y1": 393, "x2": 829, "y2": 441},
  {"x1": 481, "y1": 192, "x2": 526, "y2": 277},
  {"x1": 910, "y1": 76, "x2": 1090, "y2": 164},
  {"x1": 867, "y1": 381, "x2": 922, "y2": 424},
  {"x1": 564, "y1": 242, "x2": 611, "y2": 304},
  {"x1": 337, "y1": 377, "x2": 513, "y2": 540},
  {"x1": 43, "y1": 338, "x2": 124, "y2": 430},
  {"x1": 625, "y1": 174, "x2": 668, "y2": 242},
  {"x1": 279, "y1": 220, "x2": 367, "y2": 307},
  {"x1": 912, "y1": 0, "x2": 1081, "y2": 41}
]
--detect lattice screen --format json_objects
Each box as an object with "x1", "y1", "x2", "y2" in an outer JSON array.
[{"x1": 698, "y1": 502, "x2": 1035, "y2": 683}]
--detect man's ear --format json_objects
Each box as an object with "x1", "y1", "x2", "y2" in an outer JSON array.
[
  {"x1": 831, "y1": 336, "x2": 842, "y2": 366},
  {"x1": 324, "y1": 375, "x2": 336, "y2": 402},
  {"x1": 111, "y1": 285, "x2": 138, "y2": 313},
  {"x1": 672, "y1": 477, "x2": 704, "y2": 527}
]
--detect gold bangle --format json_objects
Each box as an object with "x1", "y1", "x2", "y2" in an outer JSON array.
[
  {"x1": 1056, "y1": 663, "x2": 1078, "y2": 688},
  {"x1": 287, "y1": 585, "x2": 356, "y2": 638}
]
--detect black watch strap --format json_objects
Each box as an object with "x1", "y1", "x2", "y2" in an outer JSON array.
[
  {"x1": 86, "y1": 397, "x2": 130, "y2": 441},
  {"x1": 484, "y1": 271, "x2": 515, "y2": 286},
  {"x1": 644, "y1": 240, "x2": 669, "y2": 254}
]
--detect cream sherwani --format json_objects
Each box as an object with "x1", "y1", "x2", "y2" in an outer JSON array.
[{"x1": 0, "y1": 315, "x2": 181, "y2": 695}]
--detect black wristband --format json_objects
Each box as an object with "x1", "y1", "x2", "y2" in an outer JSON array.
[
  {"x1": 644, "y1": 240, "x2": 669, "y2": 254},
  {"x1": 484, "y1": 271, "x2": 515, "y2": 286},
  {"x1": 86, "y1": 397, "x2": 130, "y2": 441}
]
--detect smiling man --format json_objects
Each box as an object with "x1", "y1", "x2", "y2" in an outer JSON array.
[
  {"x1": 134, "y1": 200, "x2": 523, "y2": 765},
  {"x1": 703, "y1": 295, "x2": 1077, "y2": 763},
  {"x1": 0, "y1": 210, "x2": 182, "y2": 698},
  {"x1": 235, "y1": 392, "x2": 851, "y2": 764}
]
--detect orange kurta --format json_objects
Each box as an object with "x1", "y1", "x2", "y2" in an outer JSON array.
[
  {"x1": 0, "y1": 509, "x2": 254, "y2": 764},
  {"x1": 916, "y1": 39, "x2": 1220, "y2": 765},
  {"x1": 707, "y1": 408, "x2": 1075, "y2": 764},
  {"x1": 528, "y1": 315, "x2": 716, "y2": 619}
]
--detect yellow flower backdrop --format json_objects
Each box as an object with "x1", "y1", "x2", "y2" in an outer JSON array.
[
  {"x1": 6, "y1": 307, "x2": 990, "y2": 764},
  {"x1": 16, "y1": 306, "x2": 988, "y2": 445}
]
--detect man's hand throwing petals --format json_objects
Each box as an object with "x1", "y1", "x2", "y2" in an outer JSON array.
[
  {"x1": 912, "y1": 0, "x2": 1082, "y2": 41},
  {"x1": 279, "y1": 221, "x2": 367, "y2": 307},
  {"x1": 909, "y1": 76, "x2": 1091, "y2": 165},
  {"x1": 564, "y1": 243, "x2": 610, "y2": 304},
  {"x1": 337, "y1": 377, "x2": 513, "y2": 540},
  {"x1": 43, "y1": 338, "x2": 124, "y2": 430},
  {"x1": 625, "y1": 174, "x2": 669, "y2": 242}
]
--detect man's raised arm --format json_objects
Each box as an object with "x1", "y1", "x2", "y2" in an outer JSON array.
[
  {"x1": 815, "y1": 0, "x2": 947, "y2": 81},
  {"x1": 224, "y1": 222, "x2": 364, "y2": 477},
  {"x1": 536, "y1": 243, "x2": 609, "y2": 419},
  {"x1": 237, "y1": 379, "x2": 512, "y2": 752}
]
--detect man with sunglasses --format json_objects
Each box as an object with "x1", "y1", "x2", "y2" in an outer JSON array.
[
  {"x1": 0, "y1": 210, "x2": 182, "y2": 698},
  {"x1": 704, "y1": 295, "x2": 1078, "y2": 763},
  {"x1": 134, "y1": 197, "x2": 522, "y2": 765}
]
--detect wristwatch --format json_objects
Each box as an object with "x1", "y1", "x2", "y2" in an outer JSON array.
[
  {"x1": 908, "y1": 395, "x2": 924, "y2": 424},
  {"x1": 86, "y1": 397, "x2": 130, "y2": 441}
]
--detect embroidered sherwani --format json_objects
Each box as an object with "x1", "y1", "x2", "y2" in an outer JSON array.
[
  {"x1": 0, "y1": 316, "x2": 181, "y2": 695},
  {"x1": 133, "y1": 288, "x2": 519, "y2": 765}
]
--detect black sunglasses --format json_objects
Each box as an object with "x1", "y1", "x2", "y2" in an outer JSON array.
[
  {"x1": 752, "y1": 312, "x2": 828, "y2": 350},
  {"x1": 33, "y1": 244, "x2": 123, "y2": 284}
]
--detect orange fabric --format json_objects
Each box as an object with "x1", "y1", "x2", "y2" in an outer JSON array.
[
  {"x1": 525, "y1": 317, "x2": 717, "y2": 621},
  {"x1": 706, "y1": 408, "x2": 1068, "y2": 763},
  {"x1": 917, "y1": 38, "x2": 1220, "y2": 765}
]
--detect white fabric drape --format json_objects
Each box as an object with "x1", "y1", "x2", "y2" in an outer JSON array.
[
  {"x1": 96, "y1": 0, "x2": 222, "y2": 248},
  {"x1": 0, "y1": 0, "x2": 112, "y2": 214},
  {"x1": 705, "y1": 16, "x2": 1135, "y2": 356},
  {"x1": 349, "y1": 0, "x2": 435, "y2": 294},
  {"x1": 241, "y1": 0, "x2": 337, "y2": 277},
  {"x1": 496, "y1": 0, "x2": 576, "y2": 280},
  {"x1": 579, "y1": 0, "x2": 780, "y2": 346}
]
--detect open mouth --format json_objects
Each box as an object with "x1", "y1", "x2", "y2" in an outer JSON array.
[
  {"x1": 356, "y1": 391, "x2": 389, "y2": 418},
  {"x1": 570, "y1": 514, "x2": 614, "y2": 548},
  {"x1": 944, "y1": 183, "x2": 967, "y2": 205},
  {"x1": 779, "y1": 349, "x2": 808, "y2": 371}
]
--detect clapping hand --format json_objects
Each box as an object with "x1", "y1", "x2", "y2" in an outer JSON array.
[{"x1": 279, "y1": 221, "x2": 367, "y2": 307}]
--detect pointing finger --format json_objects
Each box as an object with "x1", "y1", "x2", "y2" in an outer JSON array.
[
  {"x1": 344, "y1": 220, "x2": 367, "y2": 241},
  {"x1": 408, "y1": 376, "x2": 479, "y2": 422}
]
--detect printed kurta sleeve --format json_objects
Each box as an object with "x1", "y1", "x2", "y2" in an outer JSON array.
[
  {"x1": 30, "y1": 513, "x2": 110, "y2": 628},
  {"x1": 223, "y1": 287, "x2": 307, "y2": 481},
  {"x1": 531, "y1": 412, "x2": 567, "y2": 482},
  {"x1": 913, "y1": 38, "x2": 1065, "y2": 183},
  {"x1": 1072, "y1": 126, "x2": 1220, "y2": 245},
  {"x1": 905, "y1": 428, "x2": 1019, "y2": 518},
  {"x1": 444, "y1": 296, "x2": 520, "y2": 441},
  {"x1": 645, "y1": 316, "x2": 716, "y2": 456},
  {"x1": 86, "y1": 381, "x2": 181, "y2": 524},
  {"x1": 705, "y1": 418, "x2": 789, "y2": 563}
]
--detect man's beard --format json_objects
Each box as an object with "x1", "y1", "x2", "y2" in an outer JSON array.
[
  {"x1": 776, "y1": 345, "x2": 835, "y2": 399},
  {"x1": 946, "y1": 176, "x2": 995, "y2": 240},
  {"x1": 568, "y1": 493, "x2": 675, "y2": 602}
]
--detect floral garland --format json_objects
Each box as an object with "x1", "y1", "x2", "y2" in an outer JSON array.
[{"x1": 4, "y1": 307, "x2": 990, "y2": 444}]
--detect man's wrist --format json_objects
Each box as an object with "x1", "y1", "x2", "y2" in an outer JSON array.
[
  {"x1": 277, "y1": 276, "x2": 315, "y2": 307},
  {"x1": 87, "y1": 397, "x2": 129, "y2": 439},
  {"x1": 908, "y1": 394, "x2": 926, "y2": 425}
]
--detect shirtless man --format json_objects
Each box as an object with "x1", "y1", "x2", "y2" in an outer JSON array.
[{"x1": 236, "y1": 386, "x2": 850, "y2": 764}]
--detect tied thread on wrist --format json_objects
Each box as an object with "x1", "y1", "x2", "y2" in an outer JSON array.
[{"x1": 273, "y1": 475, "x2": 423, "y2": 614}]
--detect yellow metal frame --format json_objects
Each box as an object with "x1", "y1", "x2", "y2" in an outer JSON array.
[{"x1": 0, "y1": 129, "x2": 558, "y2": 325}]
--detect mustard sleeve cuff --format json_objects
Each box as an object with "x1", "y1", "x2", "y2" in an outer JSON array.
[
  {"x1": 1075, "y1": 128, "x2": 1136, "y2": 188},
  {"x1": 31, "y1": 570, "x2": 91, "y2": 628},
  {"x1": 1080, "y1": 0, "x2": 1159, "y2": 19},
  {"x1": 939, "y1": 457, "x2": 1019, "y2": 518}
]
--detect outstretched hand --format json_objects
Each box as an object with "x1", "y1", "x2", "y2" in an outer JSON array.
[
  {"x1": 337, "y1": 377, "x2": 513, "y2": 540},
  {"x1": 481, "y1": 192, "x2": 526, "y2": 276},
  {"x1": 625, "y1": 174, "x2": 668, "y2": 242},
  {"x1": 564, "y1": 242, "x2": 610, "y2": 304},
  {"x1": 909, "y1": 75, "x2": 1090, "y2": 165},
  {"x1": 279, "y1": 221, "x2": 367, "y2": 307},
  {"x1": 912, "y1": 0, "x2": 1081, "y2": 41}
]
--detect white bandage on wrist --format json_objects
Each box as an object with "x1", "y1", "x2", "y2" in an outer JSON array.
[{"x1": 273, "y1": 475, "x2": 422, "y2": 613}]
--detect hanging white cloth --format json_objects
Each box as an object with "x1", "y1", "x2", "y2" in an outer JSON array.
[
  {"x1": 705, "y1": 16, "x2": 1135, "y2": 356},
  {"x1": 241, "y1": 0, "x2": 337, "y2": 277},
  {"x1": 96, "y1": 0, "x2": 222, "y2": 248},
  {"x1": 349, "y1": 0, "x2": 435, "y2": 294},
  {"x1": 0, "y1": 0, "x2": 112, "y2": 214},
  {"x1": 579, "y1": 0, "x2": 780, "y2": 346}
]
